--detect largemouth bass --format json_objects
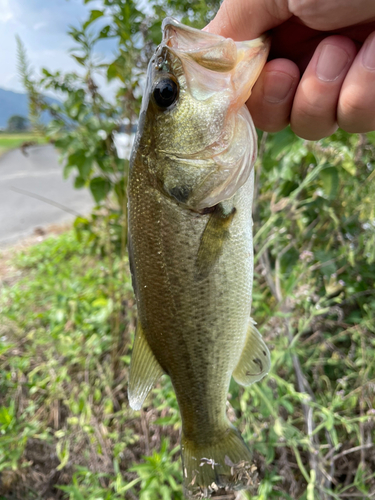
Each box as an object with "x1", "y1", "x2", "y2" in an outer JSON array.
[{"x1": 128, "y1": 18, "x2": 270, "y2": 498}]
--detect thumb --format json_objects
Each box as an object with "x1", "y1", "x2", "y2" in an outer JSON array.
[{"x1": 205, "y1": 0, "x2": 291, "y2": 40}]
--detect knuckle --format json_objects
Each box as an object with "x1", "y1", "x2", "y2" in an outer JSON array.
[
  {"x1": 287, "y1": 0, "x2": 312, "y2": 16},
  {"x1": 287, "y1": 0, "x2": 326, "y2": 28},
  {"x1": 252, "y1": 112, "x2": 288, "y2": 134},
  {"x1": 341, "y1": 90, "x2": 369, "y2": 115},
  {"x1": 262, "y1": 120, "x2": 289, "y2": 133},
  {"x1": 290, "y1": 101, "x2": 337, "y2": 139},
  {"x1": 249, "y1": 98, "x2": 291, "y2": 133},
  {"x1": 287, "y1": 0, "x2": 344, "y2": 30},
  {"x1": 290, "y1": 123, "x2": 336, "y2": 141},
  {"x1": 339, "y1": 87, "x2": 375, "y2": 132},
  {"x1": 292, "y1": 98, "x2": 334, "y2": 125}
]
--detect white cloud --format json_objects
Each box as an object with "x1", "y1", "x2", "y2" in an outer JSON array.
[
  {"x1": 33, "y1": 22, "x2": 47, "y2": 31},
  {"x1": 0, "y1": 0, "x2": 14, "y2": 23},
  {"x1": 0, "y1": 0, "x2": 117, "y2": 96}
]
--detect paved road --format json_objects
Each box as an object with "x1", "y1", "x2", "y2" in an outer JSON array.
[{"x1": 0, "y1": 145, "x2": 94, "y2": 246}]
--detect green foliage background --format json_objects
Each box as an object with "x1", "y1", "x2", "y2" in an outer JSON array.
[{"x1": 1, "y1": 1, "x2": 375, "y2": 499}]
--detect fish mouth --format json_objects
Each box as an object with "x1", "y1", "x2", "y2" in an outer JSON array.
[
  {"x1": 161, "y1": 17, "x2": 270, "y2": 105},
  {"x1": 137, "y1": 19, "x2": 270, "y2": 210}
]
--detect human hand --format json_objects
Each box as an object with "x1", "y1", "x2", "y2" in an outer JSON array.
[{"x1": 205, "y1": 0, "x2": 375, "y2": 139}]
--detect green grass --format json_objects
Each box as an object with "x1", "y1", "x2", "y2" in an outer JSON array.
[
  {"x1": 0, "y1": 133, "x2": 47, "y2": 155},
  {"x1": 0, "y1": 231, "x2": 185, "y2": 499},
  {"x1": 1, "y1": 130, "x2": 375, "y2": 500},
  {"x1": 0, "y1": 228, "x2": 374, "y2": 499}
]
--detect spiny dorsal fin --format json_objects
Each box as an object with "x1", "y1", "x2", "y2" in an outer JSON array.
[
  {"x1": 195, "y1": 204, "x2": 236, "y2": 280},
  {"x1": 233, "y1": 319, "x2": 270, "y2": 386},
  {"x1": 128, "y1": 321, "x2": 164, "y2": 410}
]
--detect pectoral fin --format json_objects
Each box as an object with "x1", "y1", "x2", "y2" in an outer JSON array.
[
  {"x1": 233, "y1": 319, "x2": 270, "y2": 386},
  {"x1": 128, "y1": 321, "x2": 164, "y2": 410},
  {"x1": 195, "y1": 203, "x2": 236, "y2": 280}
]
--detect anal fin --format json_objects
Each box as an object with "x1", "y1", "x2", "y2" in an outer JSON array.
[
  {"x1": 233, "y1": 319, "x2": 270, "y2": 386},
  {"x1": 128, "y1": 321, "x2": 164, "y2": 410}
]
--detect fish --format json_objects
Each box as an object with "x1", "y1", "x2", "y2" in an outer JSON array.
[{"x1": 127, "y1": 18, "x2": 271, "y2": 499}]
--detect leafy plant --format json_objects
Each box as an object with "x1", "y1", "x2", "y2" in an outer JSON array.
[
  {"x1": 17, "y1": 0, "x2": 220, "y2": 255},
  {"x1": 2, "y1": 0, "x2": 374, "y2": 498},
  {"x1": 130, "y1": 440, "x2": 183, "y2": 500}
]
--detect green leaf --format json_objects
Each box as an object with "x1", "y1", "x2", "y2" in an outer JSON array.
[
  {"x1": 118, "y1": 477, "x2": 142, "y2": 493},
  {"x1": 342, "y1": 147, "x2": 356, "y2": 175},
  {"x1": 66, "y1": 153, "x2": 92, "y2": 181},
  {"x1": 89, "y1": 177, "x2": 111, "y2": 203},
  {"x1": 98, "y1": 25, "x2": 111, "y2": 40},
  {"x1": 63, "y1": 163, "x2": 75, "y2": 179},
  {"x1": 0, "y1": 406, "x2": 12, "y2": 426},
  {"x1": 74, "y1": 176, "x2": 86, "y2": 189},
  {"x1": 114, "y1": 179, "x2": 126, "y2": 206},
  {"x1": 67, "y1": 150, "x2": 87, "y2": 169},
  {"x1": 107, "y1": 62, "x2": 121, "y2": 81},
  {"x1": 72, "y1": 55, "x2": 86, "y2": 66},
  {"x1": 153, "y1": 416, "x2": 174, "y2": 426},
  {"x1": 268, "y1": 127, "x2": 300, "y2": 158},
  {"x1": 342, "y1": 159, "x2": 356, "y2": 175},
  {"x1": 320, "y1": 166, "x2": 339, "y2": 199},
  {"x1": 56, "y1": 440, "x2": 70, "y2": 470},
  {"x1": 367, "y1": 131, "x2": 375, "y2": 146},
  {"x1": 148, "y1": 21, "x2": 163, "y2": 45},
  {"x1": 315, "y1": 250, "x2": 337, "y2": 277},
  {"x1": 78, "y1": 158, "x2": 93, "y2": 179},
  {"x1": 83, "y1": 9, "x2": 104, "y2": 29}
]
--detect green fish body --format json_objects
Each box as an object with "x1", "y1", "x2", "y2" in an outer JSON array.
[{"x1": 128, "y1": 18, "x2": 270, "y2": 498}]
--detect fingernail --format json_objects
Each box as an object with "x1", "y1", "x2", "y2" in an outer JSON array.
[
  {"x1": 263, "y1": 71, "x2": 294, "y2": 103},
  {"x1": 363, "y1": 34, "x2": 375, "y2": 70},
  {"x1": 316, "y1": 44, "x2": 349, "y2": 82}
]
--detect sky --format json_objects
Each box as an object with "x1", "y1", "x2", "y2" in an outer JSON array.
[{"x1": 0, "y1": 0, "x2": 116, "y2": 95}]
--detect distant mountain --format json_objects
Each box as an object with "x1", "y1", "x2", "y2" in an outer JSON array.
[{"x1": 0, "y1": 88, "x2": 59, "y2": 129}]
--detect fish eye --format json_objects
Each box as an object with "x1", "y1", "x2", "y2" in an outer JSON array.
[{"x1": 153, "y1": 77, "x2": 179, "y2": 109}]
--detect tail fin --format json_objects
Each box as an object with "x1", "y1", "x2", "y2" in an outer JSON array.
[{"x1": 181, "y1": 425, "x2": 258, "y2": 499}]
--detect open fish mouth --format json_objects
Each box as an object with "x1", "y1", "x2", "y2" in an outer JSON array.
[
  {"x1": 162, "y1": 17, "x2": 270, "y2": 105},
  {"x1": 141, "y1": 18, "x2": 271, "y2": 211}
]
